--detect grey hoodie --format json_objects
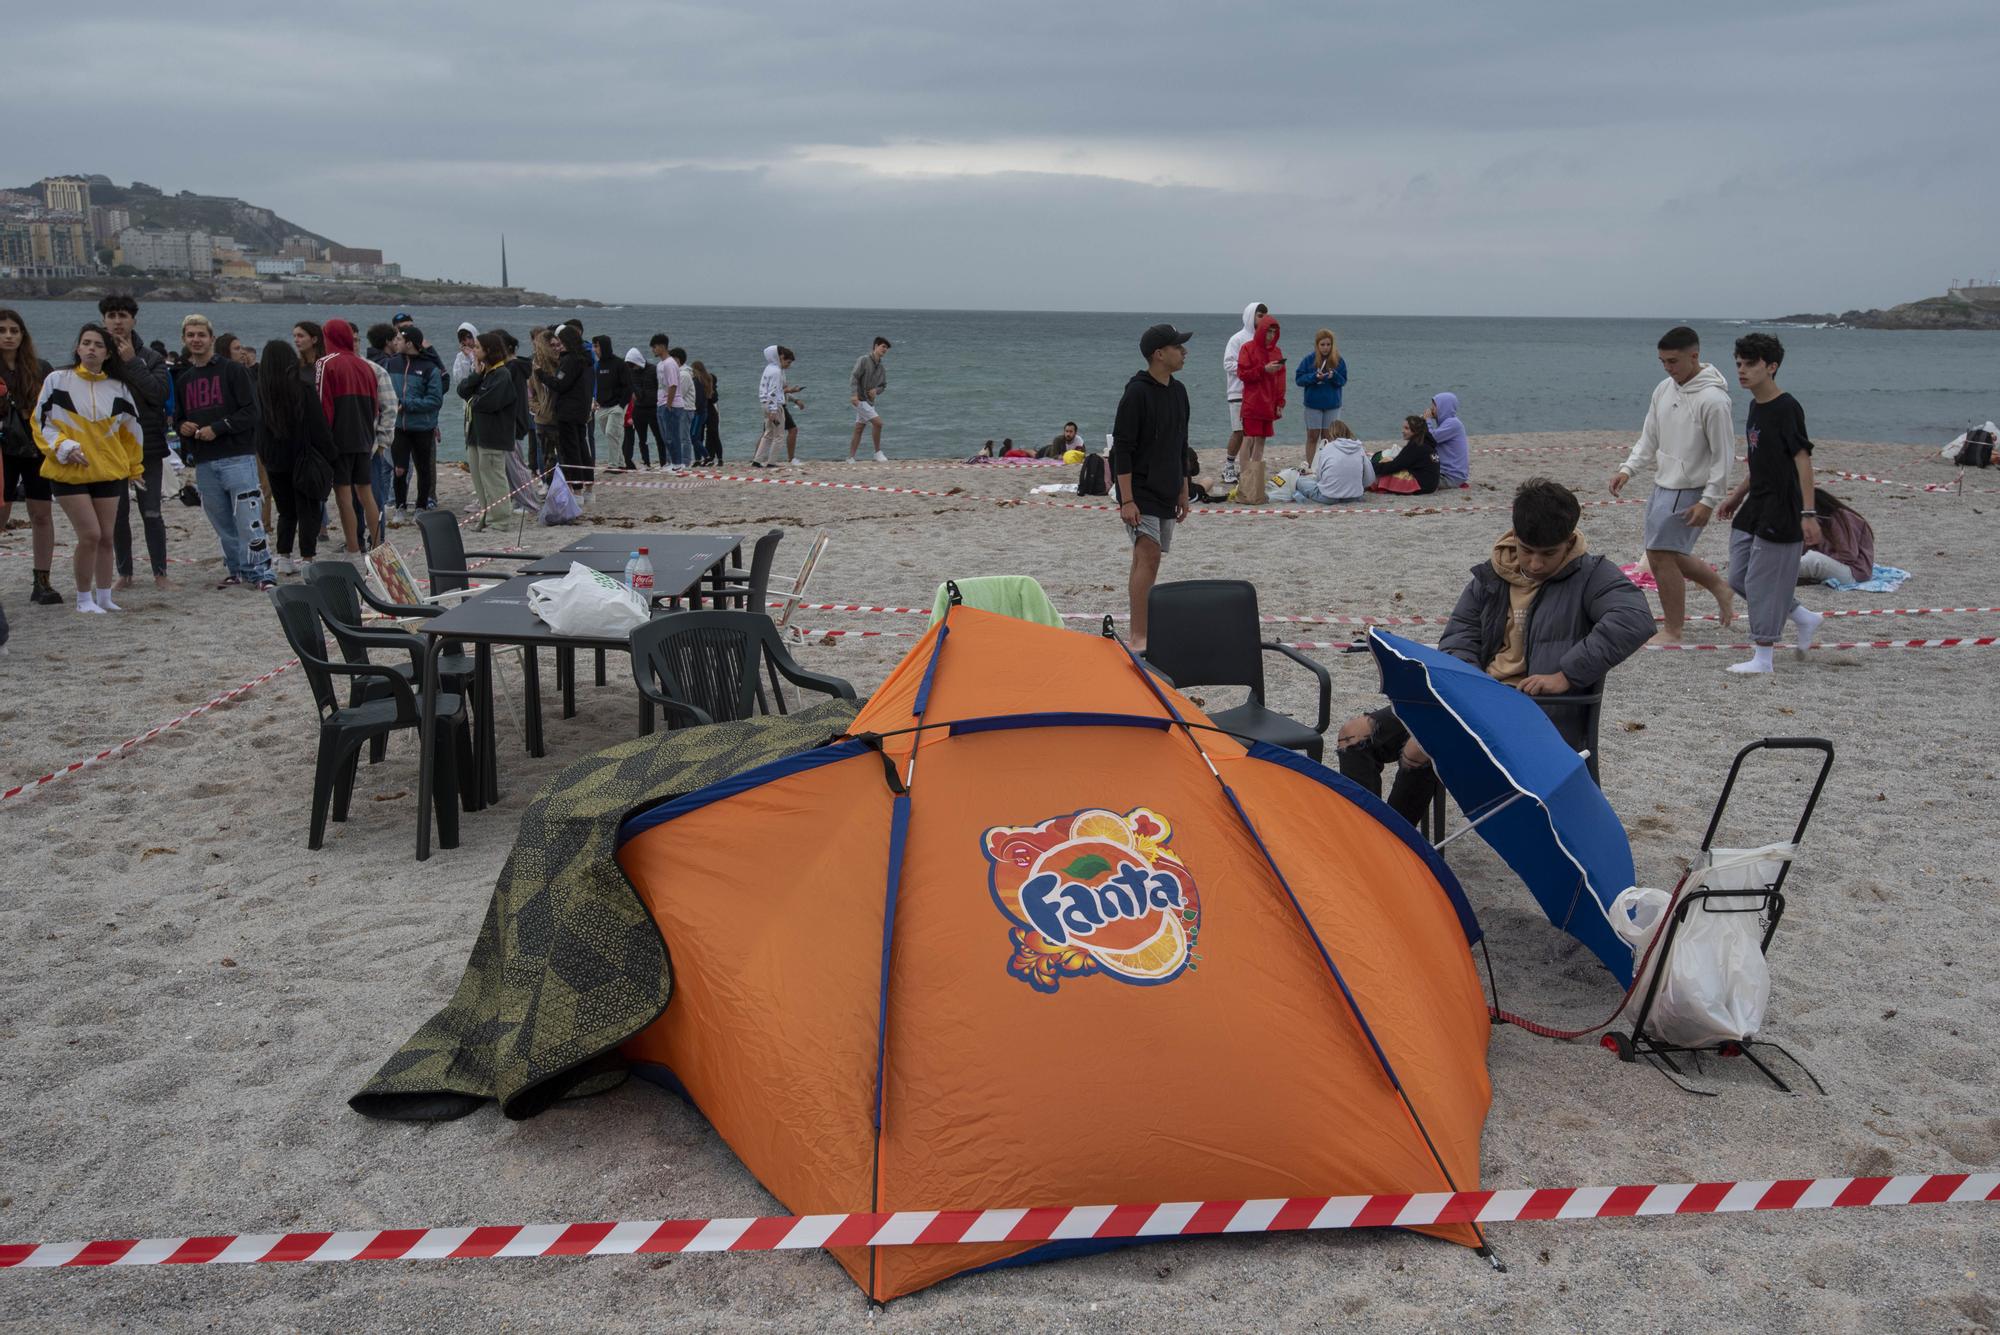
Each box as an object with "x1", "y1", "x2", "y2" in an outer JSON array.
[
  {"x1": 1308, "y1": 434, "x2": 1375, "y2": 501},
  {"x1": 449, "y1": 321, "x2": 479, "y2": 390},
  {"x1": 1618, "y1": 362, "x2": 1734, "y2": 507}
]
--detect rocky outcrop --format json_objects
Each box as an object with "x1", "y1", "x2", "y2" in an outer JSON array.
[
  {"x1": 1770, "y1": 293, "x2": 2000, "y2": 331},
  {"x1": 0, "y1": 274, "x2": 603, "y2": 310}
]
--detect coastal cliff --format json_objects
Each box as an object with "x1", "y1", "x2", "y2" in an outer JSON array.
[{"x1": 1770, "y1": 287, "x2": 2000, "y2": 331}]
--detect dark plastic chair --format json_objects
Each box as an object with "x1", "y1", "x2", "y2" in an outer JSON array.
[
  {"x1": 714, "y1": 527, "x2": 783, "y2": 612},
  {"x1": 302, "y1": 561, "x2": 479, "y2": 758},
  {"x1": 1144, "y1": 580, "x2": 1331, "y2": 761},
  {"x1": 629, "y1": 610, "x2": 856, "y2": 731},
  {"x1": 413, "y1": 508, "x2": 537, "y2": 597},
  {"x1": 269, "y1": 584, "x2": 477, "y2": 851}
]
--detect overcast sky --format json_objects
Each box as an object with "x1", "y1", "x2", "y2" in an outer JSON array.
[{"x1": 12, "y1": 0, "x2": 1996, "y2": 316}]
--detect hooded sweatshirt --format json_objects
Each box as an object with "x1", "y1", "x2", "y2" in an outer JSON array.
[
  {"x1": 32, "y1": 366, "x2": 143, "y2": 485},
  {"x1": 536, "y1": 328, "x2": 594, "y2": 424},
  {"x1": 1234, "y1": 315, "x2": 1286, "y2": 437},
  {"x1": 1307, "y1": 434, "x2": 1374, "y2": 501},
  {"x1": 319, "y1": 319, "x2": 381, "y2": 456},
  {"x1": 170, "y1": 352, "x2": 259, "y2": 465},
  {"x1": 1223, "y1": 300, "x2": 1260, "y2": 403},
  {"x1": 1430, "y1": 392, "x2": 1469, "y2": 486},
  {"x1": 1110, "y1": 368, "x2": 1191, "y2": 520},
  {"x1": 758, "y1": 346, "x2": 784, "y2": 413},
  {"x1": 449, "y1": 321, "x2": 480, "y2": 389},
  {"x1": 1485, "y1": 531, "x2": 1587, "y2": 685},
  {"x1": 385, "y1": 348, "x2": 445, "y2": 432},
  {"x1": 1293, "y1": 348, "x2": 1348, "y2": 411},
  {"x1": 1617, "y1": 363, "x2": 1733, "y2": 508}
]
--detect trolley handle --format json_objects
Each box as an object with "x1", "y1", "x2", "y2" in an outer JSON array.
[{"x1": 1699, "y1": 737, "x2": 1836, "y2": 858}]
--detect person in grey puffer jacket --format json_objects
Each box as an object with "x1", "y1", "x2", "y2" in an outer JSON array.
[{"x1": 1336, "y1": 478, "x2": 1653, "y2": 826}]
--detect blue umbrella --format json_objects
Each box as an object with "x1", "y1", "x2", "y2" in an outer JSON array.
[{"x1": 1365, "y1": 629, "x2": 1638, "y2": 984}]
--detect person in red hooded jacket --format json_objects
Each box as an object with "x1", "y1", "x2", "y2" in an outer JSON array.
[
  {"x1": 1232, "y1": 313, "x2": 1285, "y2": 503},
  {"x1": 319, "y1": 318, "x2": 384, "y2": 553}
]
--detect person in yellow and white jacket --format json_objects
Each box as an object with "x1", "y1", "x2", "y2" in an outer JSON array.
[{"x1": 32, "y1": 323, "x2": 143, "y2": 613}]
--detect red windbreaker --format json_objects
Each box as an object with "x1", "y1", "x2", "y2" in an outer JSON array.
[
  {"x1": 319, "y1": 319, "x2": 380, "y2": 456},
  {"x1": 1235, "y1": 315, "x2": 1285, "y2": 438}
]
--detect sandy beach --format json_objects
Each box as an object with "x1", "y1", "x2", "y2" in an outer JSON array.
[{"x1": 1, "y1": 431, "x2": 1995, "y2": 1332}]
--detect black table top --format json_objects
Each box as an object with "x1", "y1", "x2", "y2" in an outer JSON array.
[
  {"x1": 518, "y1": 533, "x2": 743, "y2": 581},
  {"x1": 419, "y1": 574, "x2": 661, "y2": 647}
]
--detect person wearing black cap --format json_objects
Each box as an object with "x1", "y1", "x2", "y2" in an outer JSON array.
[{"x1": 1112, "y1": 323, "x2": 1194, "y2": 653}]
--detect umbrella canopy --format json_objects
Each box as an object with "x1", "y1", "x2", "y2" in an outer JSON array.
[{"x1": 1366, "y1": 628, "x2": 1638, "y2": 984}]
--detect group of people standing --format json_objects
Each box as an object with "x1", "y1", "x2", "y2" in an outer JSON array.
[{"x1": 1214, "y1": 300, "x2": 1472, "y2": 505}]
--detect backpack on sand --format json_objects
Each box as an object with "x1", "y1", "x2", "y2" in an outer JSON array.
[
  {"x1": 1956, "y1": 426, "x2": 1996, "y2": 468},
  {"x1": 1077, "y1": 453, "x2": 1109, "y2": 496}
]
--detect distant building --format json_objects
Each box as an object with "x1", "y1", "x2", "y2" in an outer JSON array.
[
  {"x1": 115, "y1": 227, "x2": 215, "y2": 276},
  {"x1": 325, "y1": 245, "x2": 384, "y2": 266},
  {"x1": 255, "y1": 257, "x2": 305, "y2": 276},
  {"x1": 41, "y1": 176, "x2": 91, "y2": 214},
  {"x1": 89, "y1": 205, "x2": 131, "y2": 245},
  {"x1": 0, "y1": 215, "x2": 93, "y2": 276}
]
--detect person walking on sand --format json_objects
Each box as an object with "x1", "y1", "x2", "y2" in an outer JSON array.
[
  {"x1": 847, "y1": 336, "x2": 890, "y2": 461},
  {"x1": 31, "y1": 323, "x2": 145, "y2": 612},
  {"x1": 1715, "y1": 332, "x2": 1823, "y2": 675},
  {"x1": 1220, "y1": 301, "x2": 1264, "y2": 488},
  {"x1": 172, "y1": 314, "x2": 271, "y2": 589},
  {"x1": 98, "y1": 295, "x2": 173, "y2": 591},
  {"x1": 1608, "y1": 325, "x2": 1737, "y2": 644},
  {"x1": 1294, "y1": 328, "x2": 1348, "y2": 470},
  {"x1": 1112, "y1": 323, "x2": 1194, "y2": 653},
  {"x1": 752, "y1": 345, "x2": 792, "y2": 468},
  {"x1": 0, "y1": 309, "x2": 59, "y2": 604},
  {"x1": 1232, "y1": 312, "x2": 1285, "y2": 504}
]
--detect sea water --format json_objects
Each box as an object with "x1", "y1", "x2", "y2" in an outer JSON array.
[{"x1": 10, "y1": 300, "x2": 1994, "y2": 461}]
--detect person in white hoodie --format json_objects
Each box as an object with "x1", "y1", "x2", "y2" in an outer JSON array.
[
  {"x1": 1220, "y1": 300, "x2": 1265, "y2": 487},
  {"x1": 1609, "y1": 325, "x2": 1737, "y2": 643},
  {"x1": 750, "y1": 345, "x2": 792, "y2": 468},
  {"x1": 1292, "y1": 419, "x2": 1374, "y2": 503}
]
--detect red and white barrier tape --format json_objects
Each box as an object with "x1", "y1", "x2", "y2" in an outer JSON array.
[
  {"x1": 0, "y1": 661, "x2": 295, "y2": 804},
  {"x1": 1824, "y1": 468, "x2": 1965, "y2": 494},
  {"x1": 4, "y1": 1172, "x2": 1991, "y2": 1269},
  {"x1": 681, "y1": 468, "x2": 1642, "y2": 520},
  {"x1": 1641, "y1": 637, "x2": 1997, "y2": 653}
]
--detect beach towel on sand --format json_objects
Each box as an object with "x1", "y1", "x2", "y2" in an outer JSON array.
[
  {"x1": 351, "y1": 698, "x2": 859, "y2": 1121},
  {"x1": 928, "y1": 576, "x2": 1063, "y2": 629},
  {"x1": 1822, "y1": 563, "x2": 1910, "y2": 593}
]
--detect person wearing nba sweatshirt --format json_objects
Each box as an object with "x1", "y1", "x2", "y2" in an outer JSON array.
[{"x1": 172, "y1": 313, "x2": 270, "y2": 588}]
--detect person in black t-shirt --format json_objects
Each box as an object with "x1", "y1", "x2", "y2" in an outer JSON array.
[
  {"x1": 1715, "y1": 333, "x2": 1824, "y2": 674},
  {"x1": 1110, "y1": 323, "x2": 1194, "y2": 652}
]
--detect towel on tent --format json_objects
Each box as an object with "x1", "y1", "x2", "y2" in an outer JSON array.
[
  {"x1": 929, "y1": 576, "x2": 1064, "y2": 629},
  {"x1": 1823, "y1": 563, "x2": 1910, "y2": 593},
  {"x1": 350, "y1": 697, "x2": 859, "y2": 1122}
]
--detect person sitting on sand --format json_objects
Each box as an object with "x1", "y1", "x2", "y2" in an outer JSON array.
[
  {"x1": 998, "y1": 437, "x2": 1035, "y2": 458},
  {"x1": 1335, "y1": 478, "x2": 1653, "y2": 825},
  {"x1": 1797, "y1": 488, "x2": 1874, "y2": 584},
  {"x1": 1427, "y1": 391, "x2": 1470, "y2": 487},
  {"x1": 1292, "y1": 419, "x2": 1374, "y2": 503},
  {"x1": 1040, "y1": 421, "x2": 1083, "y2": 458},
  {"x1": 1368, "y1": 415, "x2": 1442, "y2": 495}
]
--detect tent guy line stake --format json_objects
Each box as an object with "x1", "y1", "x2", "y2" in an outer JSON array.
[{"x1": 4, "y1": 1173, "x2": 1990, "y2": 1270}]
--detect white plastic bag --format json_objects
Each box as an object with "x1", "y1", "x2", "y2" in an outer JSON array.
[
  {"x1": 1610, "y1": 844, "x2": 1791, "y2": 1048},
  {"x1": 1268, "y1": 468, "x2": 1299, "y2": 502},
  {"x1": 527, "y1": 562, "x2": 649, "y2": 639},
  {"x1": 539, "y1": 464, "x2": 582, "y2": 526}
]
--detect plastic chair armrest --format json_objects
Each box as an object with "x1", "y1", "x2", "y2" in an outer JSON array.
[
  {"x1": 1261, "y1": 641, "x2": 1333, "y2": 734},
  {"x1": 320, "y1": 657, "x2": 420, "y2": 717},
  {"x1": 766, "y1": 635, "x2": 857, "y2": 700}
]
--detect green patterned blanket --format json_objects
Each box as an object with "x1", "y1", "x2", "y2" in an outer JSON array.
[{"x1": 351, "y1": 699, "x2": 860, "y2": 1121}]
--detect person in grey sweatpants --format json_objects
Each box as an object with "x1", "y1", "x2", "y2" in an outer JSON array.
[{"x1": 1716, "y1": 333, "x2": 1823, "y2": 675}]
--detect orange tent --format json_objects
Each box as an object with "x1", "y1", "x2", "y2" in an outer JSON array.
[{"x1": 617, "y1": 608, "x2": 1491, "y2": 1299}]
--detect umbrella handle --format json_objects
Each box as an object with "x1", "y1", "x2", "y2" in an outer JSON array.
[{"x1": 1432, "y1": 789, "x2": 1528, "y2": 852}]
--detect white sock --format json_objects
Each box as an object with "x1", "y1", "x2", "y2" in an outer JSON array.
[
  {"x1": 1727, "y1": 644, "x2": 1775, "y2": 674},
  {"x1": 76, "y1": 590, "x2": 105, "y2": 614},
  {"x1": 1789, "y1": 605, "x2": 1823, "y2": 655},
  {"x1": 93, "y1": 587, "x2": 121, "y2": 611}
]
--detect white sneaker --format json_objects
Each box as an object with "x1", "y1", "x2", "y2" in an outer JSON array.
[
  {"x1": 1221, "y1": 460, "x2": 1240, "y2": 486},
  {"x1": 873, "y1": 451, "x2": 888, "y2": 462}
]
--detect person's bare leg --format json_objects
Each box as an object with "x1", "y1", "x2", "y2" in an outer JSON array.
[
  {"x1": 1676, "y1": 551, "x2": 1734, "y2": 627},
  {"x1": 1128, "y1": 537, "x2": 1161, "y2": 651},
  {"x1": 785, "y1": 427, "x2": 796, "y2": 463},
  {"x1": 57, "y1": 493, "x2": 98, "y2": 594},
  {"x1": 1647, "y1": 548, "x2": 1686, "y2": 644},
  {"x1": 356, "y1": 483, "x2": 382, "y2": 551},
  {"x1": 870, "y1": 417, "x2": 884, "y2": 456},
  {"x1": 91, "y1": 495, "x2": 120, "y2": 591},
  {"x1": 847, "y1": 422, "x2": 863, "y2": 460},
  {"x1": 333, "y1": 485, "x2": 362, "y2": 553},
  {"x1": 1224, "y1": 428, "x2": 1243, "y2": 466}
]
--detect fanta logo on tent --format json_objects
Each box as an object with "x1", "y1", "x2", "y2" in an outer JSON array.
[{"x1": 982, "y1": 807, "x2": 1202, "y2": 992}]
